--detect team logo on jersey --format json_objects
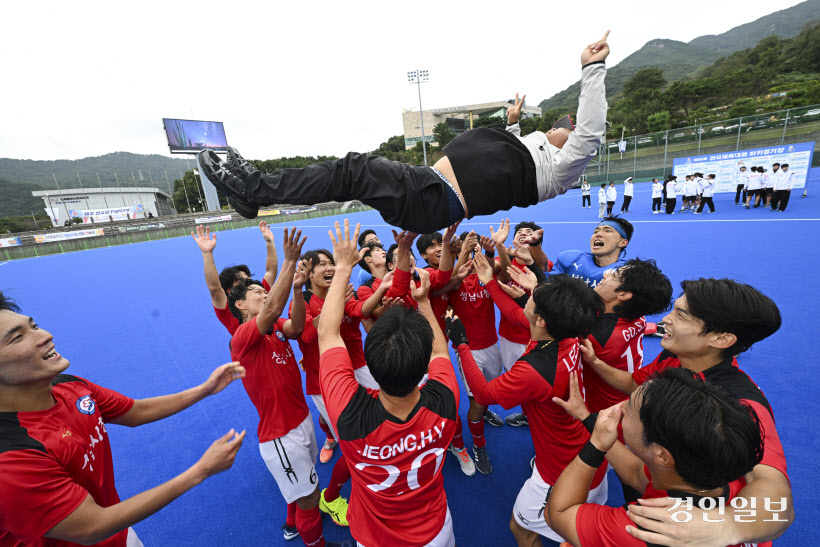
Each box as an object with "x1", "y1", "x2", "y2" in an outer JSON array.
[
  {"x1": 275, "y1": 330, "x2": 286, "y2": 342},
  {"x1": 76, "y1": 395, "x2": 96, "y2": 415}
]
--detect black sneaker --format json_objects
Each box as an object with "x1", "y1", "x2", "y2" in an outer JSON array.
[
  {"x1": 505, "y1": 412, "x2": 528, "y2": 427},
  {"x1": 228, "y1": 195, "x2": 259, "y2": 219},
  {"x1": 473, "y1": 446, "x2": 492, "y2": 475},
  {"x1": 282, "y1": 524, "x2": 299, "y2": 541},
  {"x1": 227, "y1": 146, "x2": 258, "y2": 176},
  {"x1": 197, "y1": 149, "x2": 251, "y2": 202},
  {"x1": 483, "y1": 409, "x2": 504, "y2": 427}
]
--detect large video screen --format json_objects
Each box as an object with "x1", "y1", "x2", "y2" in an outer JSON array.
[{"x1": 163, "y1": 118, "x2": 228, "y2": 154}]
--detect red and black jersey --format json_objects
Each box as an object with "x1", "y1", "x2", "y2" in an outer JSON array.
[
  {"x1": 0, "y1": 375, "x2": 134, "y2": 547},
  {"x1": 448, "y1": 273, "x2": 498, "y2": 350},
  {"x1": 305, "y1": 288, "x2": 367, "y2": 373},
  {"x1": 633, "y1": 351, "x2": 788, "y2": 481},
  {"x1": 584, "y1": 314, "x2": 645, "y2": 412},
  {"x1": 494, "y1": 258, "x2": 531, "y2": 344},
  {"x1": 230, "y1": 317, "x2": 309, "y2": 442},
  {"x1": 457, "y1": 339, "x2": 607, "y2": 488},
  {"x1": 423, "y1": 266, "x2": 453, "y2": 336},
  {"x1": 319, "y1": 347, "x2": 459, "y2": 547},
  {"x1": 575, "y1": 467, "x2": 770, "y2": 547},
  {"x1": 357, "y1": 271, "x2": 415, "y2": 310}
]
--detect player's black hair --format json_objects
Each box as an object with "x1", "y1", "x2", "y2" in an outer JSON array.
[
  {"x1": 739, "y1": 165, "x2": 747, "y2": 170},
  {"x1": 358, "y1": 241, "x2": 384, "y2": 274},
  {"x1": 639, "y1": 368, "x2": 764, "y2": 490},
  {"x1": 227, "y1": 279, "x2": 265, "y2": 323},
  {"x1": 459, "y1": 231, "x2": 470, "y2": 241},
  {"x1": 0, "y1": 291, "x2": 21, "y2": 313},
  {"x1": 652, "y1": 178, "x2": 658, "y2": 182},
  {"x1": 416, "y1": 232, "x2": 443, "y2": 257},
  {"x1": 612, "y1": 258, "x2": 673, "y2": 320},
  {"x1": 219, "y1": 265, "x2": 253, "y2": 294},
  {"x1": 531, "y1": 274, "x2": 603, "y2": 340},
  {"x1": 708, "y1": 173, "x2": 716, "y2": 178},
  {"x1": 680, "y1": 278, "x2": 781, "y2": 358},
  {"x1": 601, "y1": 215, "x2": 634, "y2": 255},
  {"x1": 357, "y1": 229, "x2": 378, "y2": 249},
  {"x1": 513, "y1": 221, "x2": 543, "y2": 246},
  {"x1": 750, "y1": 166, "x2": 758, "y2": 172},
  {"x1": 781, "y1": 163, "x2": 789, "y2": 168},
  {"x1": 364, "y1": 306, "x2": 434, "y2": 397},
  {"x1": 772, "y1": 162, "x2": 780, "y2": 167},
  {"x1": 386, "y1": 243, "x2": 415, "y2": 268},
  {"x1": 299, "y1": 249, "x2": 334, "y2": 289}
]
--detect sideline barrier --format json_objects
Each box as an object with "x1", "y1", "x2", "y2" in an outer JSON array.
[{"x1": 1, "y1": 204, "x2": 371, "y2": 261}]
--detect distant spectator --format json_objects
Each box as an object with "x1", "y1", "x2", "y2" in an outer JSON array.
[
  {"x1": 620, "y1": 177, "x2": 633, "y2": 213},
  {"x1": 606, "y1": 182, "x2": 617, "y2": 215},
  {"x1": 770, "y1": 163, "x2": 794, "y2": 212},
  {"x1": 598, "y1": 184, "x2": 607, "y2": 219},
  {"x1": 651, "y1": 178, "x2": 663, "y2": 214},
  {"x1": 735, "y1": 165, "x2": 749, "y2": 205},
  {"x1": 664, "y1": 176, "x2": 677, "y2": 215},
  {"x1": 694, "y1": 174, "x2": 717, "y2": 214},
  {"x1": 581, "y1": 180, "x2": 591, "y2": 209},
  {"x1": 148, "y1": 212, "x2": 154, "y2": 218}
]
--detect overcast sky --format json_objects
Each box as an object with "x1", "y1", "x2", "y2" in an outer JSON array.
[{"x1": 0, "y1": 0, "x2": 804, "y2": 161}]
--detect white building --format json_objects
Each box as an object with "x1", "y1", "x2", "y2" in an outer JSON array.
[
  {"x1": 402, "y1": 100, "x2": 542, "y2": 149},
  {"x1": 32, "y1": 187, "x2": 176, "y2": 227}
]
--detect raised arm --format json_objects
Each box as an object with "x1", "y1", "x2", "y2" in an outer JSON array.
[
  {"x1": 505, "y1": 93, "x2": 526, "y2": 136},
  {"x1": 191, "y1": 225, "x2": 226, "y2": 309},
  {"x1": 580, "y1": 338, "x2": 638, "y2": 394},
  {"x1": 257, "y1": 227, "x2": 306, "y2": 335},
  {"x1": 282, "y1": 258, "x2": 309, "y2": 339},
  {"x1": 110, "y1": 362, "x2": 245, "y2": 428},
  {"x1": 45, "y1": 429, "x2": 245, "y2": 544},
  {"x1": 259, "y1": 221, "x2": 278, "y2": 288},
  {"x1": 550, "y1": 31, "x2": 610, "y2": 190},
  {"x1": 491, "y1": 219, "x2": 512, "y2": 282},
  {"x1": 319, "y1": 220, "x2": 361, "y2": 353},
  {"x1": 412, "y1": 268, "x2": 448, "y2": 361}
]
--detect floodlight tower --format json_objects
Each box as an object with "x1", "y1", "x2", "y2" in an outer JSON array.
[{"x1": 407, "y1": 69, "x2": 430, "y2": 165}]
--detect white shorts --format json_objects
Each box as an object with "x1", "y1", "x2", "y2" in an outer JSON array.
[
  {"x1": 499, "y1": 336, "x2": 528, "y2": 373},
  {"x1": 310, "y1": 393, "x2": 338, "y2": 439},
  {"x1": 354, "y1": 364, "x2": 380, "y2": 390},
  {"x1": 513, "y1": 463, "x2": 608, "y2": 542},
  {"x1": 457, "y1": 344, "x2": 503, "y2": 397},
  {"x1": 259, "y1": 413, "x2": 319, "y2": 504},
  {"x1": 357, "y1": 505, "x2": 454, "y2": 547},
  {"x1": 126, "y1": 528, "x2": 143, "y2": 547}
]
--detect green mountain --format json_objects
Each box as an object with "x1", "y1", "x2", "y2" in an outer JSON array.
[
  {"x1": 0, "y1": 179, "x2": 46, "y2": 218},
  {"x1": 538, "y1": 0, "x2": 820, "y2": 112},
  {"x1": 0, "y1": 152, "x2": 191, "y2": 194}
]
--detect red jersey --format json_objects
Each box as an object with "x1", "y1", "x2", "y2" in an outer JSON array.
[
  {"x1": 0, "y1": 375, "x2": 134, "y2": 547},
  {"x1": 305, "y1": 289, "x2": 368, "y2": 377},
  {"x1": 457, "y1": 340, "x2": 607, "y2": 488},
  {"x1": 293, "y1": 300, "x2": 322, "y2": 395},
  {"x1": 633, "y1": 351, "x2": 788, "y2": 481},
  {"x1": 357, "y1": 270, "x2": 414, "y2": 309},
  {"x1": 584, "y1": 314, "x2": 645, "y2": 412},
  {"x1": 448, "y1": 273, "x2": 498, "y2": 350},
  {"x1": 213, "y1": 278, "x2": 271, "y2": 335},
  {"x1": 494, "y1": 258, "x2": 531, "y2": 344},
  {"x1": 230, "y1": 317, "x2": 309, "y2": 442},
  {"x1": 319, "y1": 347, "x2": 459, "y2": 547},
  {"x1": 424, "y1": 266, "x2": 452, "y2": 335},
  {"x1": 575, "y1": 467, "x2": 771, "y2": 547}
]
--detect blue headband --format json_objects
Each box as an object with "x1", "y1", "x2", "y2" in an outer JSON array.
[{"x1": 597, "y1": 220, "x2": 628, "y2": 240}]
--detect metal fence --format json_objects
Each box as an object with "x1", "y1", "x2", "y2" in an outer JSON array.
[
  {"x1": 1, "y1": 202, "x2": 372, "y2": 261},
  {"x1": 585, "y1": 103, "x2": 820, "y2": 183}
]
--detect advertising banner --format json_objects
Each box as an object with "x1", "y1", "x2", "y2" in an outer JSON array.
[
  {"x1": 0, "y1": 237, "x2": 22, "y2": 248},
  {"x1": 70, "y1": 205, "x2": 143, "y2": 223},
  {"x1": 194, "y1": 214, "x2": 232, "y2": 223},
  {"x1": 258, "y1": 210, "x2": 280, "y2": 216},
  {"x1": 673, "y1": 141, "x2": 814, "y2": 192},
  {"x1": 117, "y1": 223, "x2": 166, "y2": 233},
  {"x1": 33, "y1": 229, "x2": 105, "y2": 244}
]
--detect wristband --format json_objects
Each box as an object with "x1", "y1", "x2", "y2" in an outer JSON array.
[
  {"x1": 582, "y1": 413, "x2": 598, "y2": 433},
  {"x1": 581, "y1": 60, "x2": 606, "y2": 70},
  {"x1": 578, "y1": 440, "x2": 607, "y2": 468},
  {"x1": 484, "y1": 249, "x2": 495, "y2": 258},
  {"x1": 507, "y1": 121, "x2": 519, "y2": 126}
]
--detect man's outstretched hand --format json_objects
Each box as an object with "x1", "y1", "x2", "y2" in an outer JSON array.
[
  {"x1": 507, "y1": 93, "x2": 526, "y2": 125},
  {"x1": 581, "y1": 30, "x2": 610, "y2": 65}
]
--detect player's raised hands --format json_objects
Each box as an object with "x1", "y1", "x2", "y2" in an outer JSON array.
[
  {"x1": 490, "y1": 219, "x2": 510, "y2": 246},
  {"x1": 498, "y1": 282, "x2": 526, "y2": 300},
  {"x1": 282, "y1": 227, "x2": 306, "y2": 262},
  {"x1": 508, "y1": 241, "x2": 534, "y2": 265},
  {"x1": 443, "y1": 220, "x2": 461, "y2": 243},
  {"x1": 507, "y1": 264, "x2": 538, "y2": 292},
  {"x1": 381, "y1": 269, "x2": 395, "y2": 290},
  {"x1": 581, "y1": 30, "x2": 611, "y2": 65},
  {"x1": 192, "y1": 225, "x2": 217, "y2": 253},
  {"x1": 293, "y1": 259, "x2": 312, "y2": 290},
  {"x1": 472, "y1": 251, "x2": 494, "y2": 284},
  {"x1": 380, "y1": 296, "x2": 402, "y2": 311},
  {"x1": 449, "y1": 235, "x2": 462, "y2": 256},
  {"x1": 590, "y1": 402, "x2": 622, "y2": 453},
  {"x1": 457, "y1": 259, "x2": 474, "y2": 281},
  {"x1": 461, "y1": 231, "x2": 478, "y2": 256},
  {"x1": 444, "y1": 309, "x2": 470, "y2": 348},
  {"x1": 328, "y1": 219, "x2": 362, "y2": 269},
  {"x1": 195, "y1": 428, "x2": 246, "y2": 478},
  {"x1": 479, "y1": 234, "x2": 496, "y2": 254},
  {"x1": 345, "y1": 283, "x2": 355, "y2": 302},
  {"x1": 200, "y1": 361, "x2": 246, "y2": 396},
  {"x1": 411, "y1": 267, "x2": 431, "y2": 302},
  {"x1": 259, "y1": 220, "x2": 275, "y2": 244},
  {"x1": 579, "y1": 338, "x2": 607, "y2": 369},
  {"x1": 551, "y1": 370, "x2": 591, "y2": 421},
  {"x1": 392, "y1": 229, "x2": 419, "y2": 250},
  {"x1": 507, "y1": 93, "x2": 526, "y2": 125}
]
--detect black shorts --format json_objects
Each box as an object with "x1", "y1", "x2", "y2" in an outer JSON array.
[{"x1": 684, "y1": 195, "x2": 696, "y2": 200}]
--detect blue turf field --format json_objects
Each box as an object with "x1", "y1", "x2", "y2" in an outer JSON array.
[{"x1": 2, "y1": 182, "x2": 817, "y2": 546}]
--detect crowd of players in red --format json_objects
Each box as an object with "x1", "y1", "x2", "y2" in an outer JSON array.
[{"x1": 0, "y1": 214, "x2": 793, "y2": 547}]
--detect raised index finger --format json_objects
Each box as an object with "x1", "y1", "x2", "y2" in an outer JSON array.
[{"x1": 601, "y1": 30, "x2": 610, "y2": 42}]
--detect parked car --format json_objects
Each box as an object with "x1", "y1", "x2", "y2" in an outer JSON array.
[
  {"x1": 746, "y1": 119, "x2": 768, "y2": 131},
  {"x1": 638, "y1": 137, "x2": 652, "y2": 144},
  {"x1": 673, "y1": 132, "x2": 685, "y2": 138},
  {"x1": 805, "y1": 108, "x2": 820, "y2": 117},
  {"x1": 710, "y1": 126, "x2": 725, "y2": 133}
]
